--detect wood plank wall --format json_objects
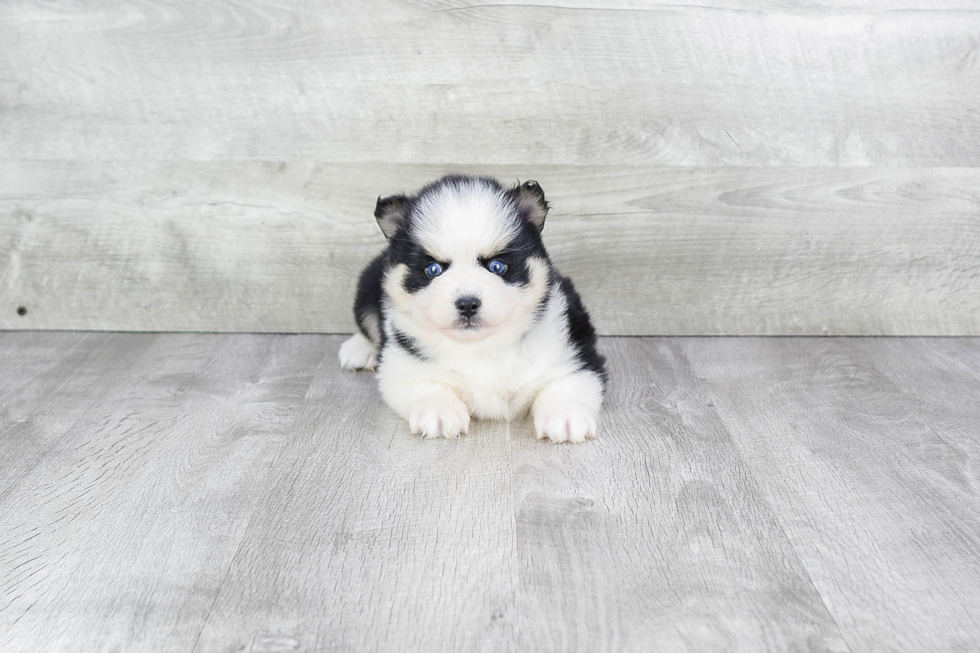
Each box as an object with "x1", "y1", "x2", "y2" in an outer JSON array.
[{"x1": 1, "y1": 0, "x2": 978, "y2": 335}]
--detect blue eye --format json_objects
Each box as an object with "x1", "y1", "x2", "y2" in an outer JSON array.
[
  {"x1": 425, "y1": 262, "x2": 444, "y2": 277},
  {"x1": 487, "y1": 259, "x2": 507, "y2": 275}
]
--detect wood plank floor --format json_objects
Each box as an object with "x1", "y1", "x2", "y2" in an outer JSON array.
[{"x1": 1, "y1": 333, "x2": 978, "y2": 652}]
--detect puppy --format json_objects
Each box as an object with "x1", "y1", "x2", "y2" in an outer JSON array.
[{"x1": 338, "y1": 175, "x2": 606, "y2": 443}]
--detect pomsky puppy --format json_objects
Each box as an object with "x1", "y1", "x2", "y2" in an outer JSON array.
[{"x1": 338, "y1": 174, "x2": 606, "y2": 443}]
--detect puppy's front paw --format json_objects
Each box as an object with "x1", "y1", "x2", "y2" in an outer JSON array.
[
  {"x1": 339, "y1": 333, "x2": 379, "y2": 371},
  {"x1": 409, "y1": 397, "x2": 470, "y2": 440},
  {"x1": 533, "y1": 402, "x2": 597, "y2": 444}
]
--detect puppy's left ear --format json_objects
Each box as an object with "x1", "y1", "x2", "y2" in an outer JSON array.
[
  {"x1": 509, "y1": 180, "x2": 549, "y2": 232},
  {"x1": 375, "y1": 194, "x2": 409, "y2": 240}
]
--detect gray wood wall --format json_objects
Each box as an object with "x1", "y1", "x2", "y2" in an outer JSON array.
[{"x1": 2, "y1": 0, "x2": 978, "y2": 335}]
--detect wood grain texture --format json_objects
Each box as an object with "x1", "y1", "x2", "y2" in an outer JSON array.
[
  {"x1": 5, "y1": 333, "x2": 979, "y2": 651},
  {"x1": 192, "y1": 365, "x2": 519, "y2": 652},
  {"x1": 681, "y1": 337, "x2": 980, "y2": 652},
  {"x1": 0, "y1": 332, "x2": 157, "y2": 500},
  {"x1": 509, "y1": 337, "x2": 849, "y2": 652},
  {"x1": 848, "y1": 337, "x2": 980, "y2": 507},
  {"x1": 193, "y1": 337, "x2": 850, "y2": 652},
  {"x1": 3, "y1": 161, "x2": 979, "y2": 335},
  {"x1": 2, "y1": 0, "x2": 979, "y2": 334},
  {"x1": 0, "y1": 332, "x2": 327, "y2": 651},
  {"x1": 2, "y1": 0, "x2": 978, "y2": 166}
]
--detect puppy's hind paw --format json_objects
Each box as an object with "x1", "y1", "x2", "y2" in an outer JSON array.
[
  {"x1": 339, "y1": 333, "x2": 379, "y2": 371},
  {"x1": 409, "y1": 397, "x2": 471, "y2": 440},
  {"x1": 533, "y1": 404, "x2": 597, "y2": 444}
]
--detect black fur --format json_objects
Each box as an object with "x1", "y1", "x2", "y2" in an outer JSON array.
[
  {"x1": 476, "y1": 218, "x2": 548, "y2": 288},
  {"x1": 382, "y1": 175, "x2": 550, "y2": 294},
  {"x1": 387, "y1": 234, "x2": 448, "y2": 294},
  {"x1": 353, "y1": 251, "x2": 386, "y2": 346},
  {"x1": 352, "y1": 174, "x2": 606, "y2": 387},
  {"x1": 557, "y1": 274, "x2": 608, "y2": 386},
  {"x1": 509, "y1": 179, "x2": 549, "y2": 231},
  {"x1": 393, "y1": 329, "x2": 427, "y2": 361},
  {"x1": 374, "y1": 194, "x2": 409, "y2": 240}
]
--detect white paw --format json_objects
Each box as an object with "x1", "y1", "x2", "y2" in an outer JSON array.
[
  {"x1": 339, "y1": 333, "x2": 379, "y2": 371},
  {"x1": 409, "y1": 397, "x2": 470, "y2": 440},
  {"x1": 533, "y1": 402, "x2": 598, "y2": 444}
]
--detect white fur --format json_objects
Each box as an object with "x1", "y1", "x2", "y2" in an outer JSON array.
[
  {"x1": 532, "y1": 372, "x2": 603, "y2": 444},
  {"x1": 412, "y1": 181, "x2": 519, "y2": 263},
  {"x1": 377, "y1": 281, "x2": 603, "y2": 443},
  {"x1": 382, "y1": 255, "x2": 551, "y2": 345},
  {"x1": 405, "y1": 385, "x2": 470, "y2": 439},
  {"x1": 339, "y1": 332, "x2": 379, "y2": 371},
  {"x1": 359, "y1": 311, "x2": 382, "y2": 344},
  {"x1": 341, "y1": 178, "x2": 603, "y2": 443}
]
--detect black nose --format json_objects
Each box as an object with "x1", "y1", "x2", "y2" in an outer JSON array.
[{"x1": 455, "y1": 296, "x2": 481, "y2": 318}]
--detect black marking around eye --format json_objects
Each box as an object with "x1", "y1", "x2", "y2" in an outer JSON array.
[
  {"x1": 386, "y1": 231, "x2": 451, "y2": 294},
  {"x1": 481, "y1": 221, "x2": 547, "y2": 287},
  {"x1": 499, "y1": 258, "x2": 531, "y2": 286},
  {"x1": 404, "y1": 259, "x2": 449, "y2": 292}
]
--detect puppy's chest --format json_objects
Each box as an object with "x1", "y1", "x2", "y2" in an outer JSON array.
[
  {"x1": 435, "y1": 342, "x2": 571, "y2": 420},
  {"x1": 444, "y1": 352, "x2": 536, "y2": 419}
]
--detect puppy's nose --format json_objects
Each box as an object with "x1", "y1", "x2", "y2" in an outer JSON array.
[{"x1": 455, "y1": 296, "x2": 481, "y2": 318}]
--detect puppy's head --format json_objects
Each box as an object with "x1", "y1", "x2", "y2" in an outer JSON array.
[{"x1": 378, "y1": 175, "x2": 552, "y2": 344}]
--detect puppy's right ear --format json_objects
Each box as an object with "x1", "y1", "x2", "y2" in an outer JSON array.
[{"x1": 375, "y1": 194, "x2": 408, "y2": 240}]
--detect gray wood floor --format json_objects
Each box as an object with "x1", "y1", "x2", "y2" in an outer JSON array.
[{"x1": 1, "y1": 333, "x2": 978, "y2": 652}]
